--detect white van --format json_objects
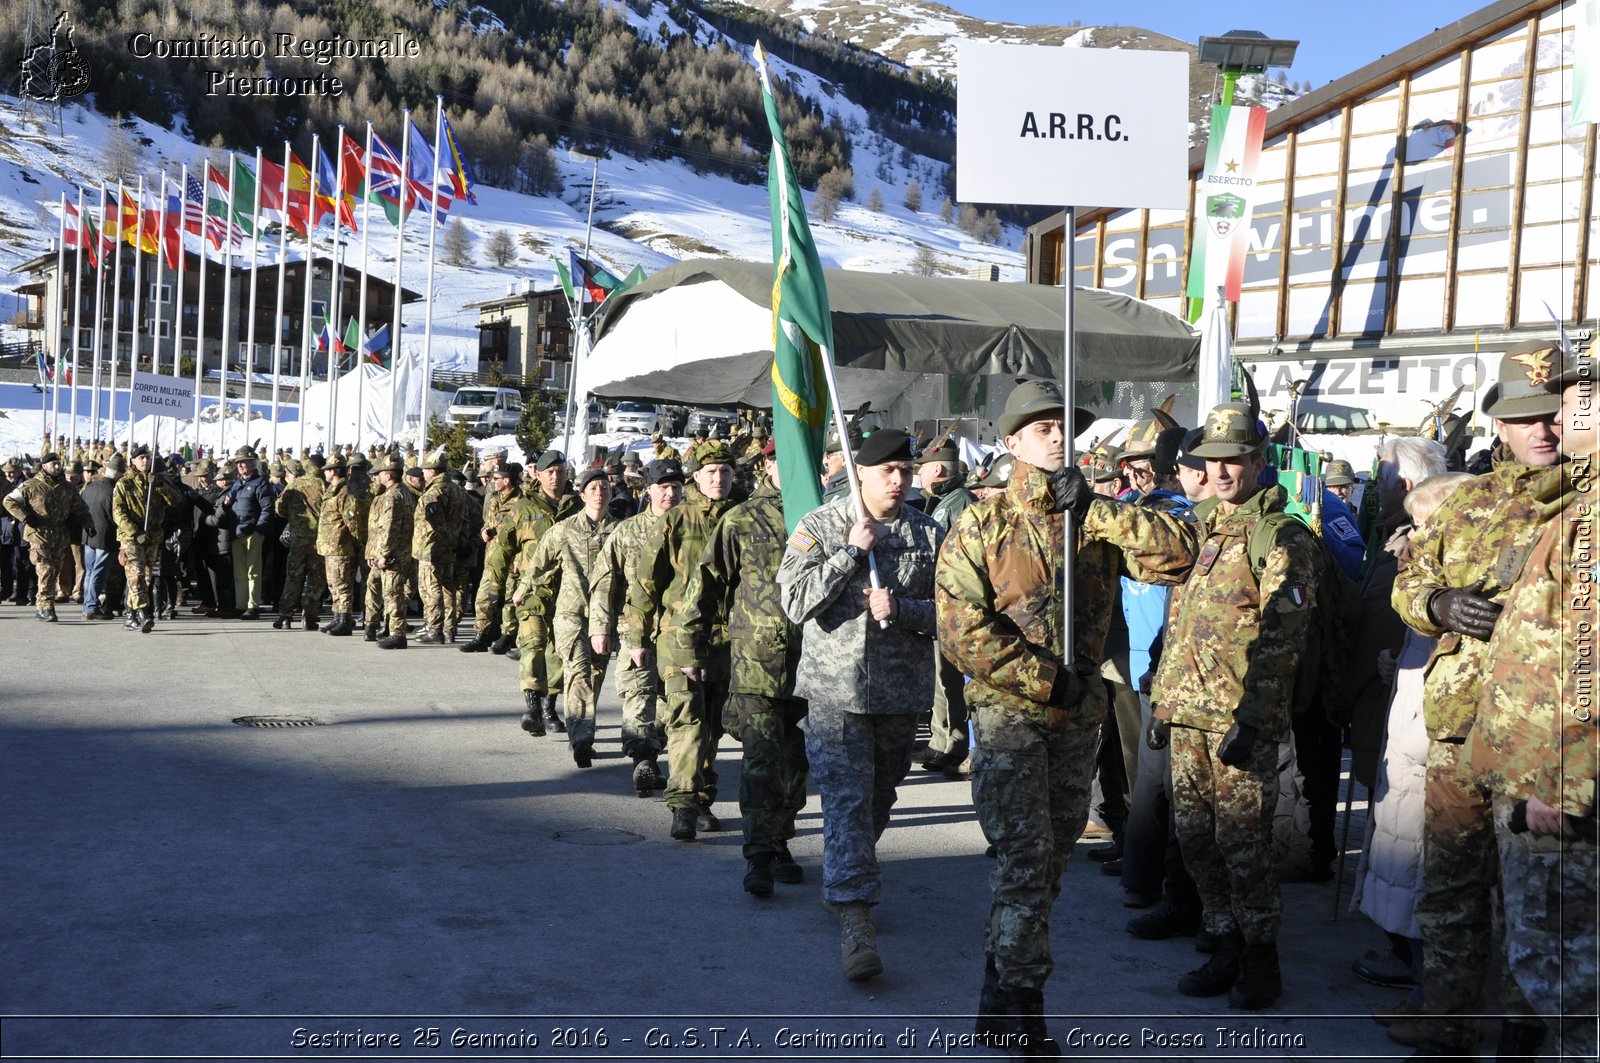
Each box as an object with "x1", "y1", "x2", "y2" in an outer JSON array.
[{"x1": 448, "y1": 386, "x2": 523, "y2": 437}]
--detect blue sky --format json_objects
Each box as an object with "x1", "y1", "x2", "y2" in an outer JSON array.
[{"x1": 950, "y1": 2, "x2": 1471, "y2": 88}]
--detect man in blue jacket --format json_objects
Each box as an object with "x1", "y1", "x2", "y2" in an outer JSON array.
[{"x1": 224, "y1": 446, "x2": 274, "y2": 620}]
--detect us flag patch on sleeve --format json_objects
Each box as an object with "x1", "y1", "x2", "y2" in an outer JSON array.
[{"x1": 788, "y1": 529, "x2": 819, "y2": 553}]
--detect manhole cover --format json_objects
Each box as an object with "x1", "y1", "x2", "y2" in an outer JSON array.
[
  {"x1": 232, "y1": 715, "x2": 324, "y2": 728},
  {"x1": 552, "y1": 827, "x2": 645, "y2": 847}
]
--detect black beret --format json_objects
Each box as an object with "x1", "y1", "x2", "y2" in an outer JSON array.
[
  {"x1": 854, "y1": 428, "x2": 915, "y2": 466},
  {"x1": 577, "y1": 468, "x2": 608, "y2": 492},
  {"x1": 647, "y1": 459, "x2": 685, "y2": 485},
  {"x1": 536, "y1": 450, "x2": 565, "y2": 471}
]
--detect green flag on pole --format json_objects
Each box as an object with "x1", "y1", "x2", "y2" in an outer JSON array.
[
  {"x1": 755, "y1": 40, "x2": 829, "y2": 533},
  {"x1": 229, "y1": 156, "x2": 258, "y2": 237}
]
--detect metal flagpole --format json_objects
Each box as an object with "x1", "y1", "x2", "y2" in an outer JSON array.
[
  {"x1": 388, "y1": 112, "x2": 409, "y2": 445},
  {"x1": 51, "y1": 193, "x2": 65, "y2": 439},
  {"x1": 89, "y1": 186, "x2": 107, "y2": 445},
  {"x1": 127, "y1": 174, "x2": 145, "y2": 444},
  {"x1": 192, "y1": 166, "x2": 210, "y2": 449},
  {"x1": 355, "y1": 123, "x2": 374, "y2": 450},
  {"x1": 217, "y1": 154, "x2": 238, "y2": 458},
  {"x1": 106, "y1": 179, "x2": 125, "y2": 447},
  {"x1": 420, "y1": 97, "x2": 445, "y2": 447},
  {"x1": 297, "y1": 133, "x2": 320, "y2": 458},
  {"x1": 69, "y1": 186, "x2": 86, "y2": 443},
  {"x1": 148, "y1": 173, "x2": 170, "y2": 446},
  {"x1": 1061, "y1": 205, "x2": 1077, "y2": 662},
  {"x1": 269, "y1": 142, "x2": 291, "y2": 459},
  {"x1": 814, "y1": 340, "x2": 888, "y2": 628},
  {"x1": 242, "y1": 148, "x2": 264, "y2": 455},
  {"x1": 327, "y1": 127, "x2": 347, "y2": 453},
  {"x1": 171, "y1": 166, "x2": 188, "y2": 454},
  {"x1": 562, "y1": 155, "x2": 600, "y2": 456}
]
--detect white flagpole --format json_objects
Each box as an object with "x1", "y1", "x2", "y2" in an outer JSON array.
[
  {"x1": 88, "y1": 186, "x2": 107, "y2": 445},
  {"x1": 390, "y1": 110, "x2": 410, "y2": 445},
  {"x1": 420, "y1": 97, "x2": 445, "y2": 447},
  {"x1": 218, "y1": 153, "x2": 238, "y2": 458},
  {"x1": 69, "y1": 187, "x2": 86, "y2": 443},
  {"x1": 192, "y1": 165, "x2": 210, "y2": 448},
  {"x1": 149, "y1": 173, "x2": 170, "y2": 445},
  {"x1": 106, "y1": 180, "x2": 125, "y2": 447},
  {"x1": 171, "y1": 166, "x2": 187, "y2": 454},
  {"x1": 126, "y1": 174, "x2": 145, "y2": 444},
  {"x1": 243, "y1": 148, "x2": 264, "y2": 455},
  {"x1": 269, "y1": 142, "x2": 291, "y2": 459},
  {"x1": 327, "y1": 127, "x2": 347, "y2": 454},
  {"x1": 356, "y1": 123, "x2": 374, "y2": 450},
  {"x1": 298, "y1": 134, "x2": 320, "y2": 458},
  {"x1": 50, "y1": 193, "x2": 66, "y2": 440}
]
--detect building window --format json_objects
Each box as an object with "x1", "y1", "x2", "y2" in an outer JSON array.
[
  {"x1": 151, "y1": 283, "x2": 172, "y2": 304},
  {"x1": 148, "y1": 318, "x2": 170, "y2": 338},
  {"x1": 311, "y1": 300, "x2": 328, "y2": 321}
]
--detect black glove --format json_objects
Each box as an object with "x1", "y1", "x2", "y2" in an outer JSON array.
[
  {"x1": 1217, "y1": 721, "x2": 1259, "y2": 768},
  {"x1": 1427, "y1": 578, "x2": 1502, "y2": 641},
  {"x1": 1048, "y1": 659, "x2": 1097, "y2": 709},
  {"x1": 1145, "y1": 717, "x2": 1170, "y2": 751},
  {"x1": 1049, "y1": 464, "x2": 1093, "y2": 521}
]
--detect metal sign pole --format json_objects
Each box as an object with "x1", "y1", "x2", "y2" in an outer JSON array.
[{"x1": 1061, "y1": 205, "x2": 1076, "y2": 665}]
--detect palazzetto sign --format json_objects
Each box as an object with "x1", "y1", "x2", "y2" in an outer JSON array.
[{"x1": 956, "y1": 40, "x2": 1190, "y2": 209}]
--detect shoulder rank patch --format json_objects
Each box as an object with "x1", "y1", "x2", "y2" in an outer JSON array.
[
  {"x1": 1327, "y1": 516, "x2": 1359, "y2": 542},
  {"x1": 788, "y1": 529, "x2": 819, "y2": 554}
]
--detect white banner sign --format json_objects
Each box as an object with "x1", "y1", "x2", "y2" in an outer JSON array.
[
  {"x1": 956, "y1": 41, "x2": 1189, "y2": 208},
  {"x1": 1241, "y1": 351, "x2": 1498, "y2": 432},
  {"x1": 130, "y1": 370, "x2": 196, "y2": 421}
]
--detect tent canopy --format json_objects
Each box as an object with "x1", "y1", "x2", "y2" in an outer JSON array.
[{"x1": 584, "y1": 259, "x2": 1199, "y2": 410}]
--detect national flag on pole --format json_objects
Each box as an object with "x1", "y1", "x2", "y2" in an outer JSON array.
[
  {"x1": 204, "y1": 163, "x2": 244, "y2": 247},
  {"x1": 555, "y1": 250, "x2": 624, "y2": 306},
  {"x1": 362, "y1": 324, "x2": 392, "y2": 365},
  {"x1": 1186, "y1": 103, "x2": 1268, "y2": 305},
  {"x1": 83, "y1": 191, "x2": 105, "y2": 268},
  {"x1": 1576, "y1": 0, "x2": 1600, "y2": 123},
  {"x1": 337, "y1": 317, "x2": 359, "y2": 354},
  {"x1": 340, "y1": 130, "x2": 366, "y2": 197},
  {"x1": 63, "y1": 199, "x2": 89, "y2": 254},
  {"x1": 621, "y1": 264, "x2": 648, "y2": 290},
  {"x1": 314, "y1": 320, "x2": 331, "y2": 352},
  {"x1": 228, "y1": 156, "x2": 259, "y2": 237},
  {"x1": 406, "y1": 120, "x2": 452, "y2": 216},
  {"x1": 368, "y1": 131, "x2": 413, "y2": 225},
  {"x1": 182, "y1": 175, "x2": 207, "y2": 238},
  {"x1": 316, "y1": 146, "x2": 358, "y2": 231},
  {"x1": 258, "y1": 154, "x2": 316, "y2": 234},
  {"x1": 439, "y1": 111, "x2": 477, "y2": 205},
  {"x1": 755, "y1": 41, "x2": 829, "y2": 532}
]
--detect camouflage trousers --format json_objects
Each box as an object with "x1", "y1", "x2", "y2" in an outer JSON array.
[
  {"x1": 1493, "y1": 795, "x2": 1597, "y2": 1058},
  {"x1": 803, "y1": 706, "x2": 917, "y2": 906},
  {"x1": 554, "y1": 621, "x2": 609, "y2": 748},
  {"x1": 970, "y1": 706, "x2": 1099, "y2": 991},
  {"x1": 727, "y1": 694, "x2": 809, "y2": 861},
  {"x1": 515, "y1": 602, "x2": 548, "y2": 694},
  {"x1": 278, "y1": 548, "x2": 325, "y2": 617},
  {"x1": 27, "y1": 538, "x2": 70, "y2": 608},
  {"x1": 660, "y1": 656, "x2": 729, "y2": 814},
  {"x1": 928, "y1": 650, "x2": 969, "y2": 756},
  {"x1": 417, "y1": 556, "x2": 458, "y2": 634},
  {"x1": 323, "y1": 555, "x2": 358, "y2": 613},
  {"x1": 369, "y1": 567, "x2": 407, "y2": 634},
  {"x1": 1417, "y1": 740, "x2": 1532, "y2": 1048},
  {"x1": 473, "y1": 546, "x2": 509, "y2": 632},
  {"x1": 617, "y1": 647, "x2": 662, "y2": 759},
  {"x1": 1170, "y1": 724, "x2": 1281, "y2": 944},
  {"x1": 120, "y1": 540, "x2": 159, "y2": 611}
]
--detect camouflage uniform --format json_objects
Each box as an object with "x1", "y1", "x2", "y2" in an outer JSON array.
[
  {"x1": 651, "y1": 440, "x2": 680, "y2": 462},
  {"x1": 364, "y1": 481, "x2": 414, "y2": 636},
  {"x1": 505, "y1": 497, "x2": 558, "y2": 694},
  {"x1": 4, "y1": 466, "x2": 89, "y2": 611},
  {"x1": 924, "y1": 476, "x2": 979, "y2": 761},
  {"x1": 316, "y1": 478, "x2": 365, "y2": 614},
  {"x1": 1391, "y1": 462, "x2": 1550, "y2": 1046},
  {"x1": 110, "y1": 468, "x2": 174, "y2": 613},
  {"x1": 777, "y1": 495, "x2": 944, "y2": 906},
  {"x1": 678, "y1": 481, "x2": 808, "y2": 861},
  {"x1": 473, "y1": 486, "x2": 521, "y2": 635},
  {"x1": 1153, "y1": 484, "x2": 1321, "y2": 946},
  {"x1": 625, "y1": 490, "x2": 737, "y2": 814},
  {"x1": 1458, "y1": 465, "x2": 1597, "y2": 1057},
  {"x1": 937, "y1": 462, "x2": 1198, "y2": 990},
  {"x1": 589, "y1": 508, "x2": 667, "y2": 759},
  {"x1": 515, "y1": 510, "x2": 618, "y2": 747},
  {"x1": 274, "y1": 471, "x2": 325, "y2": 620},
  {"x1": 414, "y1": 474, "x2": 467, "y2": 636}
]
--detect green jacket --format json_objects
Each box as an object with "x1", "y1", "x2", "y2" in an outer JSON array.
[
  {"x1": 365, "y1": 481, "x2": 414, "y2": 566},
  {"x1": 315, "y1": 479, "x2": 364, "y2": 558},
  {"x1": 623, "y1": 491, "x2": 736, "y2": 669}
]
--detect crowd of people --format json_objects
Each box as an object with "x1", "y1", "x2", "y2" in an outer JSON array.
[{"x1": 2, "y1": 342, "x2": 1593, "y2": 1060}]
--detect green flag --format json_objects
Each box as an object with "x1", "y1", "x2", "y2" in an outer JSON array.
[
  {"x1": 621, "y1": 264, "x2": 648, "y2": 290},
  {"x1": 755, "y1": 41, "x2": 829, "y2": 533},
  {"x1": 229, "y1": 156, "x2": 257, "y2": 236},
  {"x1": 342, "y1": 317, "x2": 361, "y2": 354}
]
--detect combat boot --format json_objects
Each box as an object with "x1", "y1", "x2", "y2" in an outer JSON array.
[
  {"x1": 670, "y1": 807, "x2": 697, "y2": 841},
  {"x1": 1127, "y1": 900, "x2": 1201, "y2": 940},
  {"x1": 544, "y1": 695, "x2": 565, "y2": 733},
  {"x1": 1494, "y1": 1019, "x2": 1546, "y2": 1062},
  {"x1": 138, "y1": 608, "x2": 155, "y2": 634},
  {"x1": 327, "y1": 613, "x2": 355, "y2": 636},
  {"x1": 303, "y1": 611, "x2": 319, "y2": 631},
  {"x1": 414, "y1": 628, "x2": 443, "y2": 645},
  {"x1": 363, "y1": 622, "x2": 380, "y2": 642},
  {"x1": 631, "y1": 758, "x2": 661, "y2": 798},
  {"x1": 123, "y1": 610, "x2": 140, "y2": 631},
  {"x1": 272, "y1": 613, "x2": 291, "y2": 629},
  {"x1": 489, "y1": 632, "x2": 515, "y2": 655},
  {"x1": 1178, "y1": 928, "x2": 1244, "y2": 996},
  {"x1": 1228, "y1": 939, "x2": 1282, "y2": 1009},
  {"x1": 520, "y1": 691, "x2": 546, "y2": 736},
  {"x1": 743, "y1": 854, "x2": 775, "y2": 897},
  {"x1": 459, "y1": 625, "x2": 497, "y2": 653},
  {"x1": 572, "y1": 741, "x2": 594, "y2": 768},
  {"x1": 832, "y1": 902, "x2": 883, "y2": 982},
  {"x1": 377, "y1": 632, "x2": 407, "y2": 650},
  {"x1": 38, "y1": 605, "x2": 58, "y2": 623},
  {"x1": 772, "y1": 845, "x2": 804, "y2": 884}
]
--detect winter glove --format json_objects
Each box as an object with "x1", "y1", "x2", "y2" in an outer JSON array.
[
  {"x1": 1427, "y1": 578, "x2": 1502, "y2": 641},
  {"x1": 1217, "y1": 721, "x2": 1259, "y2": 768},
  {"x1": 1049, "y1": 464, "x2": 1093, "y2": 521},
  {"x1": 1047, "y1": 659, "x2": 1097, "y2": 709},
  {"x1": 1145, "y1": 717, "x2": 1170, "y2": 751}
]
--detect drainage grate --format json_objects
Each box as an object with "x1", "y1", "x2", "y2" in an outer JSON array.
[
  {"x1": 552, "y1": 827, "x2": 645, "y2": 847},
  {"x1": 232, "y1": 715, "x2": 324, "y2": 728}
]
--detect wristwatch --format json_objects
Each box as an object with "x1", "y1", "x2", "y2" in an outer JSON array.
[{"x1": 844, "y1": 544, "x2": 866, "y2": 565}]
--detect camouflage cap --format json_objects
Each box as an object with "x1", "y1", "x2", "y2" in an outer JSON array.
[
  {"x1": 1546, "y1": 354, "x2": 1595, "y2": 394},
  {"x1": 996, "y1": 378, "x2": 1095, "y2": 438},
  {"x1": 1323, "y1": 459, "x2": 1358, "y2": 486},
  {"x1": 422, "y1": 449, "x2": 450, "y2": 472},
  {"x1": 694, "y1": 441, "x2": 734, "y2": 466},
  {"x1": 1187, "y1": 402, "x2": 1268, "y2": 459},
  {"x1": 375, "y1": 454, "x2": 405, "y2": 476},
  {"x1": 1118, "y1": 407, "x2": 1181, "y2": 459},
  {"x1": 1482, "y1": 342, "x2": 1565, "y2": 419}
]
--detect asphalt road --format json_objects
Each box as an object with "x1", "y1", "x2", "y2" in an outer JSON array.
[{"x1": 0, "y1": 604, "x2": 1438, "y2": 1062}]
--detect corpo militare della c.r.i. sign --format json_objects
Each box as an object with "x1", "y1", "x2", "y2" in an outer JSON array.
[{"x1": 956, "y1": 40, "x2": 1189, "y2": 210}]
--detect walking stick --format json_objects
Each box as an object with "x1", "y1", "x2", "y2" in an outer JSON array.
[{"x1": 1331, "y1": 762, "x2": 1357, "y2": 920}]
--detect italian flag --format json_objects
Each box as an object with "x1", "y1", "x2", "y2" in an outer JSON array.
[{"x1": 1186, "y1": 103, "x2": 1268, "y2": 306}]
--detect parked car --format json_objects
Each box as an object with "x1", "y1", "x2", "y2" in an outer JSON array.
[
  {"x1": 448, "y1": 386, "x2": 523, "y2": 437},
  {"x1": 605, "y1": 401, "x2": 665, "y2": 435},
  {"x1": 683, "y1": 405, "x2": 737, "y2": 437}
]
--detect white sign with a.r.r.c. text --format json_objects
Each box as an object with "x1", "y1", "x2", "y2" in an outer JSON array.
[{"x1": 956, "y1": 40, "x2": 1190, "y2": 209}]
